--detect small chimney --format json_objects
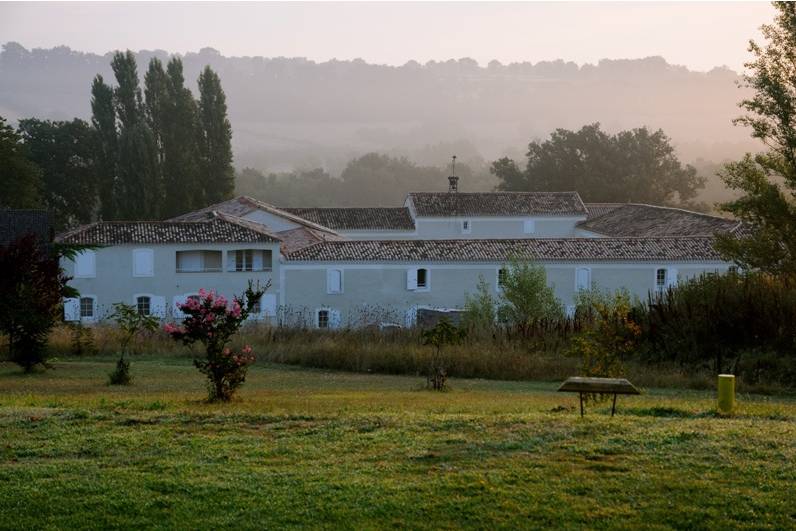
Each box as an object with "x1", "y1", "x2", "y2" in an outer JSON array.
[{"x1": 448, "y1": 155, "x2": 458, "y2": 193}]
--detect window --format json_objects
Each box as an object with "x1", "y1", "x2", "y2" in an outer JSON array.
[
  {"x1": 656, "y1": 268, "x2": 667, "y2": 292},
  {"x1": 176, "y1": 250, "x2": 222, "y2": 272},
  {"x1": 235, "y1": 250, "x2": 253, "y2": 271},
  {"x1": 461, "y1": 220, "x2": 471, "y2": 234},
  {"x1": 227, "y1": 249, "x2": 272, "y2": 272},
  {"x1": 523, "y1": 220, "x2": 536, "y2": 234},
  {"x1": 576, "y1": 267, "x2": 592, "y2": 291},
  {"x1": 136, "y1": 296, "x2": 151, "y2": 316},
  {"x1": 317, "y1": 309, "x2": 329, "y2": 329},
  {"x1": 79, "y1": 297, "x2": 94, "y2": 319},
  {"x1": 132, "y1": 249, "x2": 154, "y2": 277},
  {"x1": 74, "y1": 250, "x2": 96, "y2": 278},
  {"x1": 498, "y1": 268, "x2": 508, "y2": 289},
  {"x1": 417, "y1": 268, "x2": 428, "y2": 289},
  {"x1": 251, "y1": 295, "x2": 262, "y2": 314},
  {"x1": 407, "y1": 267, "x2": 430, "y2": 291},
  {"x1": 728, "y1": 265, "x2": 739, "y2": 274},
  {"x1": 327, "y1": 269, "x2": 343, "y2": 294}
]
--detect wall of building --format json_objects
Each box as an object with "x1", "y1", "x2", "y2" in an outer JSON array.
[
  {"x1": 413, "y1": 217, "x2": 585, "y2": 239},
  {"x1": 63, "y1": 242, "x2": 282, "y2": 321},
  {"x1": 281, "y1": 261, "x2": 732, "y2": 328}
]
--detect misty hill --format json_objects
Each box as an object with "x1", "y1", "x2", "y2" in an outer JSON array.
[{"x1": 0, "y1": 42, "x2": 757, "y2": 177}]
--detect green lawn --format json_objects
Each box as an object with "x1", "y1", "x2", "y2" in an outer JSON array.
[{"x1": 1, "y1": 358, "x2": 795, "y2": 530}]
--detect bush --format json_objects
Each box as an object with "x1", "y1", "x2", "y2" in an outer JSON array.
[
  {"x1": 165, "y1": 282, "x2": 266, "y2": 401},
  {"x1": 635, "y1": 271, "x2": 796, "y2": 382},
  {"x1": 570, "y1": 288, "x2": 641, "y2": 379},
  {"x1": 108, "y1": 358, "x2": 132, "y2": 385}
]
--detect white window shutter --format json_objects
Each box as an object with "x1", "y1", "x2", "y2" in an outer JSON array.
[
  {"x1": 253, "y1": 250, "x2": 264, "y2": 271},
  {"x1": 133, "y1": 249, "x2": 154, "y2": 277},
  {"x1": 74, "y1": 250, "x2": 96, "y2": 277},
  {"x1": 63, "y1": 298, "x2": 79, "y2": 321},
  {"x1": 523, "y1": 219, "x2": 535, "y2": 234},
  {"x1": 327, "y1": 269, "x2": 342, "y2": 293},
  {"x1": 576, "y1": 268, "x2": 591, "y2": 291},
  {"x1": 261, "y1": 294, "x2": 277, "y2": 316},
  {"x1": 330, "y1": 309, "x2": 341, "y2": 329},
  {"x1": 406, "y1": 268, "x2": 418, "y2": 290},
  {"x1": 667, "y1": 267, "x2": 679, "y2": 288},
  {"x1": 151, "y1": 296, "x2": 166, "y2": 318}
]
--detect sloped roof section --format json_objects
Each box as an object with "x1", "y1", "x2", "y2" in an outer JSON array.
[
  {"x1": 584, "y1": 203, "x2": 624, "y2": 219},
  {"x1": 407, "y1": 192, "x2": 587, "y2": 217},
  {"x1": 282, "y1": 207, "x2": 415, "y2": 231},
  {"x1": 285, "y1": 237, "x2": 722, "y2": 263},
  {"x1": 169, "y1": 196, "x2": 340, "y2": 236},
  {"x1": 56, "y1": 212, "x2": 282, "y2": 245},
  {"x1": 276, "y1": 226, "x2": 346, "y2": 254},
  {"x1": 0, "y1": 209, "x2": 52, "y2": 246},
  {"x1": 577, "y1": 204, "x2": 742, "y2": 237}
]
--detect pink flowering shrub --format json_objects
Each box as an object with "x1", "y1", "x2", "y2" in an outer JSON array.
[{"x1": 165, "y1": 281, "x2": 268, "y2": 401}]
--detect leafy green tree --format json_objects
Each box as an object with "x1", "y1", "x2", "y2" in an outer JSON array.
[
  {"x1": 91, "y1": 74, "x2": 118, "y2": 220},
  {"x1": 462, "y1": 275, "x2": 498, "y2": 337},
  {"x1": 0, "y1": 115, "x2": 41, "y2": 208},
  {"x1": 198, "y1": 66, "x2": 234, "y2": 205},
  {"x1": 492, "y1": 123, "x2": 704, "y2": 205},
  {"x1": 497, "y1": 259, "x2": 563, "y2": 326},
  {"x1": 111, "y1": 51, "x2": 160, "y2": 219},
  {"x1": 716, "y1": 2, "x2": 796, "y2": 276},
  {"x1": 17, "y1": 118, "x2": 98, "y2": 230},
  {"x1": 421, "y1": 318, "x2": 466, "y2": 391},
  {"x1": 0, "y1": 234, "x2": 79, "y2": 372},
  {"x1": 107, "y1": 302, "x2": 160, "y2": 385}
]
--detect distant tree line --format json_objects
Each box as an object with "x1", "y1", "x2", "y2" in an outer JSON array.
[
  {"x1": 235, "y1": 152, "x2": 496, "y2": 207},
  {"x1": 0, "y1": 51, "x2": 233, "y2": 228}
]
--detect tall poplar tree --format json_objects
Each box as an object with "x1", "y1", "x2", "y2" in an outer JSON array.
[
  {"x1": 197, "y1": 66, "x2": 234, "y2": 204},
  {"x1": 111, "y1": 51, "x2": 160, "y2": 219},
  {"x1": 91, "y1": 75, "x2": 118, "y2": 220},
  {"x1": 164, "y1": 58, "x2": 201, "y2": 215}
]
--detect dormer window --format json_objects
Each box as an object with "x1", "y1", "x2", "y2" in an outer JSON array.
[{"x1": 461, "y1": 220, "x2": 471, "y2": 234}]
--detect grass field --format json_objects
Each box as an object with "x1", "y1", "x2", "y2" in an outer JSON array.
[{"x1": 1, "y1": 357, "x2": 795, "y2": 530}]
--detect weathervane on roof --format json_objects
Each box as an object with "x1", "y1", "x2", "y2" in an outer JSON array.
[{"x1": 448, "y1": 155, "x2": 459, "y2": 193}]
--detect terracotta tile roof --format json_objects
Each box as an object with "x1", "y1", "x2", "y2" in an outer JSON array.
[
  {"x1": 276, "y1": 226, "x2": 346, "y2": 254},
  {"x1": 407, "y1": 192, "x2": 587, "y2": 217},
  {"x1": 577, "y1": 204, "x2": 742, "y2": 237},
  {"x1": 285, "y1": 237, "x2": 723, "y2": 263},
  {"x1": 169, "y1": 196, "x2": 340, "y2": 236},
  {"x1": 55, "y1": 212, "x2": 282, "y2": 245},
  {"x1": 281, "y1": 207, "x2": 415, "y2": 231},
  {"x1": 584, "y1": 203, "x2": 624, "y2": 219},
  {"x1": 0, "y1": 209, "x2": 52, "y2": 246}
]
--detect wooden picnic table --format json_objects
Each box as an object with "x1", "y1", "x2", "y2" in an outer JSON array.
[{"x1": 557, "y1": 377, "x2": 641, "y2": 417}]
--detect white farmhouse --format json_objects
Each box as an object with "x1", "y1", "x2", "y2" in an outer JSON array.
[{"x1": 58, "y1": 191, "x2": 742, "y2": 328}]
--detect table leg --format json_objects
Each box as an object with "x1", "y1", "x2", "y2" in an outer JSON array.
[
  {"x1": 579, "y1": 392, "x2": 584, "y2": 417},
  {"x1": 611, "y1": 393, "x2": 617, "y2": 417}
]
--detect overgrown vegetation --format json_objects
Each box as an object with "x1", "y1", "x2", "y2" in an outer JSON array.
[{"x1": 636, "y1": 271, "x2": 796, "y2": 385}]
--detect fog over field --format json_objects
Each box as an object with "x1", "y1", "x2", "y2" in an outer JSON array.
[{"x1": 0, "y1": 42, "x2": 756, "y2": 175}]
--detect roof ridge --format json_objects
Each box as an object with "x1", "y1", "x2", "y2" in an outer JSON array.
[
  {"x1": 238, "y1": 196, "x2": 342, "y2": 236},
  {"x1": 621, "y1": 202, "x2": 734, "y2": 221}
]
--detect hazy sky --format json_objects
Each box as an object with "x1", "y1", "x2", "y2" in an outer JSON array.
[{"x1": 0, "y1": 1, "x2": 775, "y2": 71}]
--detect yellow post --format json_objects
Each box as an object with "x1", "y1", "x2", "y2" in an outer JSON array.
[{"x1": 717, "y1": 374, "x2": 736, "y2": 415}]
